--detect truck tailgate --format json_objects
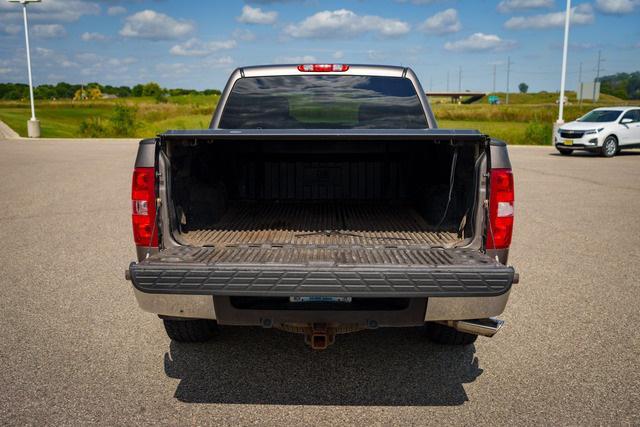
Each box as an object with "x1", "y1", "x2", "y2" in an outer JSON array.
[{"x1": 128, "y1": 246, "x2": 514, "y2": 298}]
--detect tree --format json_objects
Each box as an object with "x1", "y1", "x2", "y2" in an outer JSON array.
[
  {"x1": 518, "y1": 82, "x2": 529, "y2": 94},
  {"x1": 131, "y1": 84, "x2": 144, "y2": 97},
  {"x1": 141, "y1": 82, "x2": 163, "y2": 98}
]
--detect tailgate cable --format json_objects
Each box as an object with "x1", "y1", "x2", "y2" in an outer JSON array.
[
  {"x1": 436, "y1": 145, "x2": 459, "y2": 229},
  {"x1": 144, "y1": 199, "x2": 161, "y2": 259}
]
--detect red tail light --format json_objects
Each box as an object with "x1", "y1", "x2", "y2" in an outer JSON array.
[
  {"x1": 486, "y1": 168, "x2": 514, "y2": 250},
  {"x1": 131, "y1": 167, "x2": 158, "y2": 247},
  {"x1": 298, "y1": 64, "x2": 349, "y2": 72}
]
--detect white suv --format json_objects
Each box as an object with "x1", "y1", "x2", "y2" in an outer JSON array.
[{"x1": 555, "y1": 107, "x2": 640, "y2": 157}]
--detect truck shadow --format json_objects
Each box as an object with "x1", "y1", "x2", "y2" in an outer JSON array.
[{"x1": 164, "y1": 326, "x2": 482, "y2": 406}]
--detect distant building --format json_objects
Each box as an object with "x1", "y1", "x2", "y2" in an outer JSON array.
[{"x1": 101, "y1": 94, "x2": 118, "y2": 99}]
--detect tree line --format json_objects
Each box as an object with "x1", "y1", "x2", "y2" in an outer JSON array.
[
  {"x1": 599, "y1": 72, "x2": 640, "y2": 100},
  {"x1": 0, "y1": 81, "x2": 222, "y2": 101}
]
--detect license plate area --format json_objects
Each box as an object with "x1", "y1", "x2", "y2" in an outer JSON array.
[
  {"x1": 290, "y1": 296, "x2": 353, "y2": 303},
  {"x1": 563, "y1": 140, "x2": 573, "y2": 146}
]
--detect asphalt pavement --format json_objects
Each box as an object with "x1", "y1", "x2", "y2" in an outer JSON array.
[{"x1": 0, "y1": 138, "x2": 639, "y2": 425}]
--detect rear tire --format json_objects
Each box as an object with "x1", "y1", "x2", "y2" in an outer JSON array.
[
  {"x1": 557, "y1": 148, "x2": 572, "y2": 156},
  {"x1": 163, "y1": 318, "x2": 218, "y2": 342},
  {"x1": 601, "y1": 136, "x2": 618, "y2": 158},
  {"x1": 425, "y1": 322, "x2": 478, "y2": 346}
]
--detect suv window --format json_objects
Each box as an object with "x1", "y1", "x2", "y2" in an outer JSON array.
[
  {"x1": 219, "y1": 75, "x2": 428, "y2": 129},
  {"x1": 621, "y1": 110, "x2": 640, "y2": 123}
]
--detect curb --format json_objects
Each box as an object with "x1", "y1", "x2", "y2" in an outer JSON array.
[{"x1": 0, "y1": 120, "x2": 20, "y2": 139}]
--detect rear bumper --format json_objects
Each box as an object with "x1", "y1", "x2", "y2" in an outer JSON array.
[
  {"x1": 127, "y1": 246, "x2": 515, "y2": 324},
  {"x1": 127, "y1": 247, "x2": 514, "y2": 298}
]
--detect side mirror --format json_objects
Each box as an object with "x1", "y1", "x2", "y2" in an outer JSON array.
[{"x1": 621, "y1": 118, "x2": 633, "y2": 125}]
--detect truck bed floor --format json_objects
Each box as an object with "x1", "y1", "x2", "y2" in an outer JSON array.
[{"x1": 177, "y1": 202, "x2": 460, "y2": 247}]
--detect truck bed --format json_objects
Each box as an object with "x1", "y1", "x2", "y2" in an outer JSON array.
[{"x1": 177, "y1": 202, "x2": 460, "y2": 247}]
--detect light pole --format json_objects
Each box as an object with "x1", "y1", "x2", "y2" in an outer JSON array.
[
  {"x1": 8, "y1": 0, "x2": 41, "y2": 138},
  {"x1": 556, "y1": 0, "x2": 571, "y2": 127}
]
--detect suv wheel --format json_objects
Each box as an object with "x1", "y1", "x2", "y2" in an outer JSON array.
[
  {"x1": 424, "y1": 322, "x2": 478, "y2": 346},
  {"x1": 557, "y1": 148, "x2": 572, "y2": 156},
  {"x1": 163, "y1": 318, "x2": 218, "y2": 342},
  {"x1": 601, "y1": 136, "x2": 618, "y2": 158}
]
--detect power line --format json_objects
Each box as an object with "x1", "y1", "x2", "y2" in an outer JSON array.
[
  {"x1": 592, "y1": 49, "x2": 604, "y2": 103},
  {"x1": 492, "y1": 64, "x2": 496, "y2": 93},
  {"x1": 506, "y1": 56, "x2": 511, "y2": 105}
]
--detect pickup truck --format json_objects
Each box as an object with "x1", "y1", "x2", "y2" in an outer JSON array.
[{"x1": 126, "y1": 64, "x2": 517, "y2": 350}]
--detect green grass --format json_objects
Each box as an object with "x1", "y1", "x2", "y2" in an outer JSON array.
[
  {"x1": 0, "y1": 91, "x2": 638, "y2": 143},
  {"x1": 438, "y1": 120, "x2": 534, "y2": 145}
]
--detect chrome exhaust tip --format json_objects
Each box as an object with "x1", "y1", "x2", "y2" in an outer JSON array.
[{"x1": 441, "y1": 317, "x2": 504, "y2": 337}]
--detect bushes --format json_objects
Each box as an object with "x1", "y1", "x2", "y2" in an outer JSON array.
[
  {"x1": 78, "y1": 104, "x2": 138, "y2": 137},
  {"x1": 79, "y1": 117, "x2": 108, "y2": 138},
  {"x1": 111, "y1": 104, "x2": 137, "y2": 136},
  {"x1": 524, "y1": 122, "x2": 553, "y2": 145}
]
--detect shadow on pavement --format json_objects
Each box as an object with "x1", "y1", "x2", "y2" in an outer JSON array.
[
  {"x1": 549, "y1": 149, "x2": 640, "y2": 158},
  {"x1": 164, "y1": 326, "x2": 482, "y2": 406}
]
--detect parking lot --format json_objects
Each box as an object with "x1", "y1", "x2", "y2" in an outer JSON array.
[{"x1": 0, "y1": 138, "x2": 639, "y2": 425}]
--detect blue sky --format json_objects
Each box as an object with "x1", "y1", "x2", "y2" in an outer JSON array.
[{"x1": 1, "y1": 0, "x2": 639, "y2": 92}]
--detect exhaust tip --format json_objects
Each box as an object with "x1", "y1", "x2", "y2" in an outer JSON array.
[{"x1": 445, "y1": 317, "x2": 504, "y2": 337}]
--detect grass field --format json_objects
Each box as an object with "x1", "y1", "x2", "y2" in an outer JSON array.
[{"x1": 1, "y1": 91, "x2": 638, "y2": 144}]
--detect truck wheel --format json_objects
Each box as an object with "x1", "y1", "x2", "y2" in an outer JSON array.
[
  {"x1": 163, "y1": 318, "x2": 218, "y2": 342},
  {"x1": 601, "y1": 136, "x2": 618, "y2": 158},
  {"x1": 424, "y1": 322, "x2": 478, "y2": 346},
  {"x1": 557, "y1": 148, "x2": 572, "y2": 156}
]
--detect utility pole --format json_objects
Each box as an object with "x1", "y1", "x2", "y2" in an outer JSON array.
[
  {"x1": 492, "y1": 64, "x2": 497, "y2": 93},
  {"x1": 446, "y1": 71, "x2": 450, "y2": 92},
  {"x1": 458, "y1": 66, "x2": 462, "y2": 92},
  {"x1": 592, "y1": 50, "x2": 603, "y2": 103},
  {"x1": 506, "y1": 56, "x2": 511, "y2": 105},
  {"x1": 578, "y1": 61, "x2": 583, "y2": 106}
]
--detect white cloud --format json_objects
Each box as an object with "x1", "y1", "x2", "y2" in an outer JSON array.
[
  {"x1": 504, "y1": 4, "x2": 595, "y2": 29},
  {"x1": 120, "y1": 10, "x2": 195, "y2": 40},
  {"x1": 33, "y1": 24, "x2": 67, "y2": 39},
  {"x1": 396, "y1": 0, "x2": 447, "y2": 4},
  {"x1": 1, "y1": 24, "x2": 22, "y2": 35},
  {"x1": 595, "y1": 0, "x2": 640, "y2": 14},
  {"x1": 497, "y1": 0, "x2": 554, "y2": 13},
  {"x1": 444, "y1": 33, "x2": 516, "y2": 52},
  {"x1": 81, "y1": 32, "x2": 108, "y2": 42},
  {"x1": 0, "y1": 0, "x2": 99, "y2": 23},
  {"x1": 419, "y1": 8, "x2": 461, "y2": 34},
  {"x1": 273, "y1": 55, "x2": 317, "y2": 63},
  {"x1": 237, "y1": 5, "x2": 278, "y2": 24},
  {"x1": 333, "y1": 50, "x2": 344, "y2": 59},
  {"x1": 284, "y1": 9, "x2": 410, "y2": 39},
  {"x1": 232, "y1": 28, "x2": 256, "y2": 41},
  {"x1": 169, "y1": 38, "x2": 237, "y2": 57},
  {"x1": 107, "y1": 6, "x2": 127, "y2": 16}
]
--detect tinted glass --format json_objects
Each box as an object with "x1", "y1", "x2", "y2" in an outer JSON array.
[
  {"x1": 578, "y1": 110, "x2": 623, "y2": 122},
  {"x1": 622, "y1": 110, "x2": 640, "y2": 122},
  {"x1": 219, "y1": 75, "x2": 427, "y2": 129}
]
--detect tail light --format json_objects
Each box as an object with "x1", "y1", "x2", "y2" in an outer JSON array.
[
  {"x1": 298, "y1": 64, "x2": 349, "y2": 72},
  {"x1": 131, "y1": 167, "x2": 158, "y2": 247},
  {"x1": 486, "y1": 168, "x2": 514, "y2": 250}
]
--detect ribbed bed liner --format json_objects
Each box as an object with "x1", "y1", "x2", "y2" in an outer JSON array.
[{"x1": 177, "y1": 202, "x2": 460, "y2": 247}]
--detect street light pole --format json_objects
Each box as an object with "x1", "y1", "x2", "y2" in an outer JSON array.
[
  {"x1": 9, "y1": 0, "x2": 41, "y2": 138},
  {"x1": 557, "y1": 0, "x2": 571, "y2": 125}
]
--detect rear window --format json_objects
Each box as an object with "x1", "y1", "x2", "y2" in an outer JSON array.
[{"x1": 218, "y1": 75, "x2": 428, "y2": 129}]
